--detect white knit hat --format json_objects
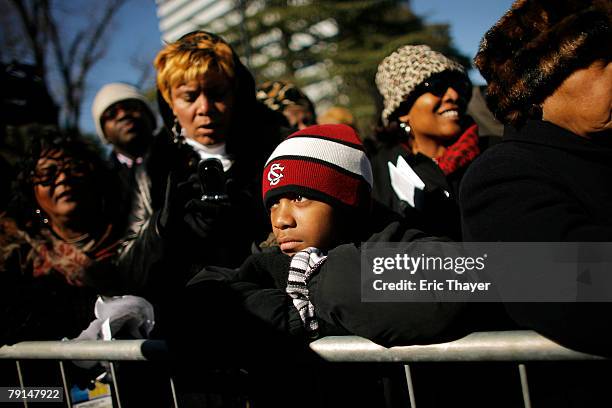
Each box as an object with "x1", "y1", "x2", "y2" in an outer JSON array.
[
  {"x1": 376, "y1": 45, "x2": 466, "y2": 125},
  {"x1": 91, "y1": 83, "x2": 154, "y2": 143}
]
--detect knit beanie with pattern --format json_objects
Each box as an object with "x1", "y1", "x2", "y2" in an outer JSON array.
[
  {"x1": 262, "y1": 124, "x2": 372, "y2": 213},
  {"x1": 91, "y1": 83, "x2": 154, "y2": 143},
  {"x1": 376, "y1": 45, "x2": 465, "y2": 125},
  {"x1": 256, "y1": 80, "x2": 315, "y2": 115}
]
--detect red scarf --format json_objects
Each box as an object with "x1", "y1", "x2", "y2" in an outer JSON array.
[
  {"x1": 28, "y1": 225, "x2": 120, "y2": 286},
  {"x1": 436, "y1": 123, "x2": 480, "y2": 176}
]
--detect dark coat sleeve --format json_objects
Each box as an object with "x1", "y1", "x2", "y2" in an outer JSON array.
[
  {"x1": 178, "y1": 224, "x2": 466, "y2": 350},
  {"x1": 168, "y1": 255, "x2": 311, "y2": 366},
  {"x1": 116, "y1": 165, "x2": 167, "y2": 294},
  {"x1": 309, "y1": 222, "x2": 466, "y2": 347},
  {"x1": 460, "y1": 149, "x2": 612, "y2": 356}
]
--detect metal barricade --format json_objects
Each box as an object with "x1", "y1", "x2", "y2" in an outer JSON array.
[{"x1": 0, "y1": 331, "x2": 607, "y2": 408}]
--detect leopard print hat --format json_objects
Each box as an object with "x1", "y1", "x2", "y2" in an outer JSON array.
[{"x1": 376, "y1": 45, "x2": 465, "y2": 125}]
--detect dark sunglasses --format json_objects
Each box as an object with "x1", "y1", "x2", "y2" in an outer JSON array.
[
  {"x1": 31, "y1": 158, "x2": 92, "y2": 186},
  {"x1": 417, "y1": 72, "x2": 472, "y2": 99},
  {"x1": 101, "y1": 100, "x2": 144, "y2": 122}
]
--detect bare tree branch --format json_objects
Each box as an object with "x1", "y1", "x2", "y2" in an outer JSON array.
[
  {"x1": 9, "y1": 0, "x2": 48, "y2": 75},
  {"x1": 34, "y1": 0, "x2": 129, "y2": 130},
  {"x1": 129, "y1": 53, "x2": 154, "y2": 90},
  {"x1": 5, "y1": 0, "x2": 129, "y2": 131},
  {"x1": 66, "y1": 29, "x2": 86, "y2": 69}
]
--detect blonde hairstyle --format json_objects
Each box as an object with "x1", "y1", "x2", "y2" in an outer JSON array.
[{"x1": 154, "y1": 31, "x2": 236, "y2": 106}]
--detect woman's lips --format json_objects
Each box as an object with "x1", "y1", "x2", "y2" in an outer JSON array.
[
  {"x1": 438, "y1": 108, "x2": 461, "y2": 119},
  {"x1": 196, "y1": 123, "x2": 220, "y2": 133},
  {"x1": 56, "y1": 191, "x2": 74, "y2": 200},
  {"x1": 55, "y1": 187, "x2": 81, "y2": 202}
]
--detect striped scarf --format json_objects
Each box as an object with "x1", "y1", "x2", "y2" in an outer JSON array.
[{"x1": 286, "y1": 247, "x2": 327, "y2": 337}]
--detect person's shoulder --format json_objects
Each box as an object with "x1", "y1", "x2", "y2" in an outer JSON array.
[
  {"x1": 371, "y1": 142, "x2": 406, "y2": 162},
  {"x1": 464, "y1": 138, "x2": 548, "y2": 184}
]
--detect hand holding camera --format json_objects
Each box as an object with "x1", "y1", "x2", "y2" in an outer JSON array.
[{"x1": 158, "y1": 158, "x2": 232, "y2": 239}]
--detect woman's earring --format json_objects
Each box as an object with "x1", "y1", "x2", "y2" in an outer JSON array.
[
  {"x1": 35, "y1": 208, "x2": 49, "y2": 224},
  {"x1": 399, "y1": 122, "x2": 411, "y2": 135},
  {"x1": 172, "y1": 118, "x2": 185, "y2": 144}
]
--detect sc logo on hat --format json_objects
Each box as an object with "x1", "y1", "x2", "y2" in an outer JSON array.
[{"x1": 268, "y1": 163, "x2": 285, "y2": 186}]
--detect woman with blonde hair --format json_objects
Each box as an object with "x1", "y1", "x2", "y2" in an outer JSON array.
[{"x1": 118, "y1": 31, "x2": 284, "y2": 325}]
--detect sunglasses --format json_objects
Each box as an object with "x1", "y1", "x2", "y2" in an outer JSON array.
[
  {"x1": 32, "y1": 158, "x2": 92, "y2": 186},
  {"x1": 101, "y1": 100, "x2": 144, "y2": 122},
  {"x1": 416, "y1": 73, "x2": 472, "y2": 99}
]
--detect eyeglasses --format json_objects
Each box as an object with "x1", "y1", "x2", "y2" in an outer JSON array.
[
  {"x1": 101, "y1": 100, "x2": 144, "y2": 122},
  {"x1": 31, "y1": 158, "x2": 92, "y2": 186},
  {"x1": 417, "y1": 73, "x2": 472, "y2": 100}
]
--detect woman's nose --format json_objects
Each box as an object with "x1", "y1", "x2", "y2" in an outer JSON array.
[
  {"x1": 195, "y1": 93, "x2": 211, "y2": 115},
  {"x1": 54, "y1": 169, "x2": 69, "y2": 185},
  {"x1": 442, "y1": 86, "x2": 460, "y2": 102}
]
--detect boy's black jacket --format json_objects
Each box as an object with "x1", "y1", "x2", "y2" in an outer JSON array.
[
  {"x1": 179, "y1": 222, "x2": 476, "y2": 351},
  {"x1": 167, "y1": 222, "x2": 518, "y2": 408}
]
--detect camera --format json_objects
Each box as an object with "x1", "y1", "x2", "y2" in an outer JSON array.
[{"x1": 197, "y1": 158, "x2": 228, "y2": 202}]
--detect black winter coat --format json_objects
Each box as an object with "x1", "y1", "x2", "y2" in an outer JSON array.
[
  {"x1": 116, "y1": 53, "x2": 285, "y2": 333},
  {"x1": 370, "y1": 130, "x2": 497, "y2": 241},
  {"x1": 171, "y1": 221, "x2": 519, "y2": 407},
  {"x1": 461, "y1": 119, "x2": 612, "y2": 243},
  {"x1": 460, "y1": 119, "x2": 612, "y2": 407},
  {"x1": 167, "y1": 222, "x2": 474, "y2": 407},
  {"x1": 180, "y1": 222, "x2": 469, "y2": 348},
  {"x1": 371, "y1": 145, "x2": 464, "y2": 240}
]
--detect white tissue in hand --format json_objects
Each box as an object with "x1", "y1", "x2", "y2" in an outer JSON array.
[
  {"x1": 94, "y1": 295, "x2": 155, "y2": 340},
  {"x1": 388, "y1": 155, "x2": 425, "y2": 207}
]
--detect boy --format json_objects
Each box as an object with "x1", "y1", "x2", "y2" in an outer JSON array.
[
  {"x1": 172, "y1": 125, "x2": 458, "y2": 345},
  {"x1": 179, "y1": 124, "x2": 460, "y2": 346},
  {"x1": 170, "y1": 126, "x2": 462, "y2": 406}
]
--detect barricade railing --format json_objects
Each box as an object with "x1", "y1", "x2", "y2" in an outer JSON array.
[{"x1": 0, "y1": 330, "x2": 607, "y2": 408}]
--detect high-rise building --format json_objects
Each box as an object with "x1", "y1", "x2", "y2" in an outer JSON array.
[{"x1": 155, "y1": 0, "x2": 338, "y2": 109}]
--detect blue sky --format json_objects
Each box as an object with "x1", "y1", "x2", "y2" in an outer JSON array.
[{"x1": 79, "y1": 0, "x2": 514, "y2": 133}]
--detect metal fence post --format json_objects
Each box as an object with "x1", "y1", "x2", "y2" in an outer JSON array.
[
  {"x1": 15, "y1": 360, "x2": 28, "y2": 408},
  {"x1": 404, "y1": 364, "x2": 416, "y2": 408},
  {"x1": 518, "y1": 364, "x2": 532, "y2": 408},
  {"x1": 169, "y1": 376, "x2": 179, "y2": 408},
  {"x1": 58, "y1": 361, "x2": 72, "y2": 408},
  {"x1": 109, "y1": 362, "x2": 122, "y2": 408}
]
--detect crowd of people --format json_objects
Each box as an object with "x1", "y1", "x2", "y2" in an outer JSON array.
[{"x1": 0, "y1": 0, "x2": 611, "y2": 406}]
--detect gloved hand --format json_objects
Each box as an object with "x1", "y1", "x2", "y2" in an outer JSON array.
[
  {"x1": 183, "y1": 198, "x2": 231, "y2": 240},
  {"x1": 74, "y1": 295, "x2": 155, "y2": 341},
  {"x1": 158, "y1": 169, "x2": 236, "y2": 240}
]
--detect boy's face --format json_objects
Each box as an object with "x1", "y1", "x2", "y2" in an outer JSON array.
[{"x1": 270, "y1": 193, "x2": 340, "y2": 256}]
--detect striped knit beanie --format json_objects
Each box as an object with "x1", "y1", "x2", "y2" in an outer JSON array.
[{"x1": 262, "y1": 124, "x2": 373, "y2": 213}]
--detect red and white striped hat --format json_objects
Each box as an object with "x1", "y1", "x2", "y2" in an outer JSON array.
[{"x1": 262, "y1": 124, "x2": 373, "y2": 212}]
